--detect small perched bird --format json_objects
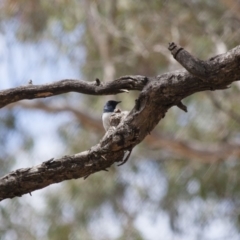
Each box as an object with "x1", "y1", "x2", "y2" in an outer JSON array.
[
  {"x1": 102, "y1": 100, "x2": 129, "y2": 131},
  {"x1": 102, "y1": 100, "x2": 121, "y2": 131},
  {"x1": 102, "y1": 100, "x2": 131, "y2": 165}
]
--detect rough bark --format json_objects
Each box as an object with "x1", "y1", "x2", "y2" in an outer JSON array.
[
  {"x1": 0, "y1": 75, "x2": 147, "y2": 108},
  {"x1": 0, "y1": 43, "x2": 240, "y2": 201}
]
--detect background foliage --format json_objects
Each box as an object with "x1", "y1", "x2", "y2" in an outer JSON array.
[{"x1": 1, "y1": 0, "x2": 240, "y2": 239}]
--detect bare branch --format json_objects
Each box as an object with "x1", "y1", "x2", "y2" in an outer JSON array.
[
  {"x1": 0, "y1": 75, "x2": 147, "y2": 108},
  {"x1": 1, "y1": 43, "x2": 240, "y2": 200},
  {"x1": 0, "y1": 150, "x2": 124, "y2": 201},
  {"x1": 168, "y1": 42, "x2": 240, "y2": 83}
]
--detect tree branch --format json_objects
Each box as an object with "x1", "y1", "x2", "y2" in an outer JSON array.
[
  {"x1": 168, "y1": 42, "x2": 240, "y2": 83},
  {"x1": 0, "y1": 150, "x2": 124, "y2": 200},
  {"x1": 1, "y1": 43, "x2": 240, "y2": 201},
  {"x1": 0, "y1": 75, "x2": 147, "y2": 108}
]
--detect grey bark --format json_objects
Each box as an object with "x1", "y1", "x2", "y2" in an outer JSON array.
[{"x1": 0, "y1": 42, "x2": 240, "y2": 201}]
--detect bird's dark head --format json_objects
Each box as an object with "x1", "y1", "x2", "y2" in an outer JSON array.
[{"x1": 103, "y1": 100, "x2": 121, "y2": 113}]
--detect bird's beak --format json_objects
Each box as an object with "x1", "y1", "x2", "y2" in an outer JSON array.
[{"x1": 117, "y1": 101, "x2": 121, "y2": 104}]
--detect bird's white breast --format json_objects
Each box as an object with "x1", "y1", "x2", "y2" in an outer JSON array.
[
  {"x1": 102, "y1": 112, "x2": 113, "y2": 131},
  {"x1": 102, "y1": 111, "x2": 130, "y2": 131}
]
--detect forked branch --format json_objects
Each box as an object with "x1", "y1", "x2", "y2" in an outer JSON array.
[{"x1": 1, "y1": 43, "x2": 240, "y2": 201}]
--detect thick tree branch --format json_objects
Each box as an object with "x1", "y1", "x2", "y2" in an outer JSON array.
[
  {"x1": 1, "y1": 43, "x2": 240, "y2": 201},
  {"x1": 0, "y1": 150, "x2": 124, "y2": 200},
  {"x1": 0, "y1": 75, "x2": 147, "y2": 108},
  {"x1": 168, "y1": 42, "x2": 240, "y2": 83}
]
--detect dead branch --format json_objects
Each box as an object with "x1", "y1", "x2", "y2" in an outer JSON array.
[
  {"x1": 0, "y1": 75, "x2": 147, "y2": 108},
  {"x1": 1, "y1": 43, "x2": 240, "y2": 201}
]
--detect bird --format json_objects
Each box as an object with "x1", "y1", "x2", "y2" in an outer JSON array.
[
  {"x1": 102, "y1": 100, "x2": 129, "y2": 131},
  {"x1": 102, "y1": 100, "x2": 121, "y2": 131},
  {"x1": 102, "y1": 100, "x2": 132, "y2": 165}
]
